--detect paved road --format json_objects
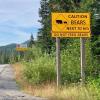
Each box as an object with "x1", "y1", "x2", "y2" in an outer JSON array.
[{"x1": 0, "y1": 64, "x2": 44, "y2": 100}]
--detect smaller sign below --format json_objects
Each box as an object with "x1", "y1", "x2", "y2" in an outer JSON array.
[
  {"x1": 16, "y1": 44, "x2": 28, "y2": 51},
  {"x1": 52, "y1": 32, "x2": 90, "y2": 37}
]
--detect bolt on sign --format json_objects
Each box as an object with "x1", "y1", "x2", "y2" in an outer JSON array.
[
  {"x1": 16, "y1": 44, "x2": 28, "y2": 51},
  {"x1": 52, "y1": 13, "x2": 91, "y2": 37}
]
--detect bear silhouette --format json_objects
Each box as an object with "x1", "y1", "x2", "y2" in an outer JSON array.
[
  {"x1": 64, "y1": 21, "x2": 67, "y2": 24},
  {"x1": 56, "y1": 20, "x2": 62, "y2": 24}
]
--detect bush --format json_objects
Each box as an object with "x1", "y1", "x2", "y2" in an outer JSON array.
[
  {"x1": 22, "y1": 39, "x2": 95, "y2": 85},
  {"x1": 24, "y1": 47, "x2": 43, "y2": 61},
  {"x1": 87, "y1": 77, "x2": 100, "y2": 99},
  {"x1": 23, "y1": 53, "x2": 56, "y2": 84},
  {"x1": 61, "y1": 39, "x2": 80, "y2": 84}
]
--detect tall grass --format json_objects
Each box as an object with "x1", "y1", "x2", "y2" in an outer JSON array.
[
  {"x1": 23, "y1": 54, "x2": 56, "y2": 84},
  {"x1": 22, "y1": 39, "x2": 94, "y2": 84},
  {"x1": 12, "y1": 63, "x2": 100, "y2": 100}
]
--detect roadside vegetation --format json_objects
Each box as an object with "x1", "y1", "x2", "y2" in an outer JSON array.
[
  {"x1": 13, "y1": 39, "x2": 100, "y2": 100},
  {"x1": 13, "y1": 43, "x2": 100, "y2": 100}
]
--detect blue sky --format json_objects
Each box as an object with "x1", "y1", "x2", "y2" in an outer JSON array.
[{"x1": 0, "y1": 0, "x2": 41, "y2": 46}]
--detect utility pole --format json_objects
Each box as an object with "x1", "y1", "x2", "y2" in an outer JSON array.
[{"x1": 56, "y1": 37, "x2": 61, "y2": 87}]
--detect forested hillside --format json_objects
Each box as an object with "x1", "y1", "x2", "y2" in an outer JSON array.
[
  {"x1": 0, "y1": 44, "x2": 16, "y2": 64},
  {"x1": 0, "y1": 34, "x2": 35, "y2": 64}
]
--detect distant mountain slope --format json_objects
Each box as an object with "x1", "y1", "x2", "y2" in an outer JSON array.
[
  {"x1": 0, "y1": 43, "x2": 16, "y2": 50},
  {"x1": 0, "y1": 40, "x2": 29, "y2": 50},
  {"x1": 0, "y1": 43, "x2": 17, "y2": 64},
  {"x1": 0, "y1": 39, "x2": 31, "y2": 51},
  {"x1": 0, "y1": 41, "x2": 30, "y2": 64}
]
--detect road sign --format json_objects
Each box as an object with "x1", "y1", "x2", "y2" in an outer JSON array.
[
  {"x1": 16, "y1": 44, "x2": 28, "y2": 51},
  {"x1": 52, "y1": 13, "x2": 91, "y2": 37}
]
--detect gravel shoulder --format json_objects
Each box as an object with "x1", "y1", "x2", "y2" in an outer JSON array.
[{"x1": 0, "y1": 64, "x2": 45, "y2": 100}]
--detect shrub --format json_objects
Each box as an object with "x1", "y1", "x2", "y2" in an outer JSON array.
[
  {"x1": 23, "y1": 53, "x2": 56, "y2": 84},
  {"x1": 22, "y1": 39, "x2": 95, "y2": 85},
  {"x1": 87, "y1": 77, "x2": 100, "y2": 99}
]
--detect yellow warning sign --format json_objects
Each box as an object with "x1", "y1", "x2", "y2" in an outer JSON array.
[
  {"x1": 16, "y1": 48, "x2": 28, "y2": 51},
  {"x1": 16, "y1": 44, "x2": 28, "y2": 51},
  {"x1": 52, "y1": 13, "x2": 91, "y2": 37}
]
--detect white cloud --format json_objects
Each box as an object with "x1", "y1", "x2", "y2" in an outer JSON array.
[
  {"x1": 0, "y1": 0, "x2": 41, "y2": 46},
  {"x1": 0, "y1": 0, "x2": 41, "y2": 27}
]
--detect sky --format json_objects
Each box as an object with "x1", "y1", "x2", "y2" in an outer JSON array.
[{"x1": 0, "y1": 0, "x2": 41, "y2": 46}]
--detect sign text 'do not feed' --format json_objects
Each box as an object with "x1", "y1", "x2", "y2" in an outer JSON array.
[{"x1": 52, "y1": 13, "x2": 91, "y2": 37}]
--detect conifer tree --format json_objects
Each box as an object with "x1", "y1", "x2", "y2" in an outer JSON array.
[
  {"x1": 37, "y1": 0, "x2": 54, "y2": 53},
  {"x1": 91, "y1": 0, "x2": 100, "y2": 63},
  {"x1": 28, "y1": 34, "x2": 34, "y2": 48}
]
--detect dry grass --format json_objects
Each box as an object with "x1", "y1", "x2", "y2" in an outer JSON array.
[
  {"x1": 12, "y1": 63, "x2": 95, "y2": 100},
  {"x1": 12, "y1": 63, "x2": 23, "y2": 84}
]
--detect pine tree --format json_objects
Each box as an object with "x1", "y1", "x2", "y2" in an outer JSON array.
[
  {"x1": 28, "y1": 34, "x2": 34, "y2": 48},
  {"x1": 38, "y1": 0, "x2": 77, "y2": 53},
  {"x1": 37, "y1": 0, "x2": 54, "y2": 53},
  {"x1": 38, "y1": 0, "x2": 96, "y2": 54},
  {"x1": 91, "y1": 0, "x2": 100, "y2": 63}
]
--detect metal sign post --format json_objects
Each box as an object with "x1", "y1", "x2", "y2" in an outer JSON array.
[
  {"x1": 56, "y1": 37, "x2": 61, "y2": 87},
  {"x1": 80, "y1": 38, "x2": 85, "y2": 84}
]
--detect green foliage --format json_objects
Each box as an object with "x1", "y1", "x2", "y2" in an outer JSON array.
[
  {"x1": 9, "y1": 50, "x2": 18, "y2": 64},
  {"x1": 24, "y1": 47, "x2": 42, "y2": 61},
  {"x1": 0, "y1": 49, "x2": 17, "y2": 64},
  {"x1": 23, "y1": 50, "x2": 56, "y2": 84},
  {"x1": 88, "y1": 77, "x2": 100, "y2": 89},
  {"x1": 28, "y1": 34, "x2": 34, "y2": 48},
  {"x1": 0, "y1": 44, "x2": 19, "y2": 64},
  {"x1": 35, "y1": 0, "x2": 100, "y2": 85},
  {"x1": 87, "y1": 77, "x2": 100, "y2": 99},
  {"x1": 37, "y1": 0, "x2": 97, "y2": 54},
  {"x1": 22, "y1": 39, "x2": 95, "y2": 85},
  {"x1": 61, "y1": 39, "x2": 80, "y2": 84},
  {"x1": 90, "y1": 35, "x2": 100, "y2": 73},
  {"x1": 0, "y1": 48, "x2": 26, "y2": 64}
]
